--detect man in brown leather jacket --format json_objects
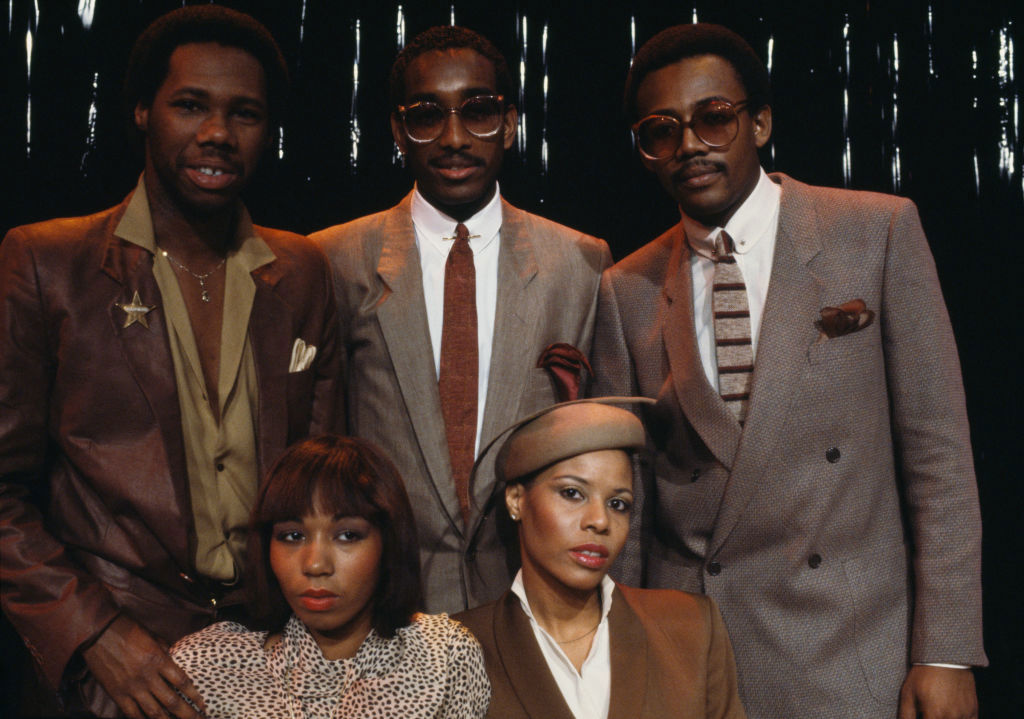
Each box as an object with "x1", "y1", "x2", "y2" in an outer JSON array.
[{"x1": 0, "y1": 7, "x2": 339, "y2": 717}]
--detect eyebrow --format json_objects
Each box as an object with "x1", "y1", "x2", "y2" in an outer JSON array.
[
  {"x1": 644, "y1": 95, "x2": 737, "y2": 118},
  {"x1": 169, "y1": 86, "x2": 266, "y2": 106},
  {"x1": 406, "y1": 86, "x2": 497, "y2": 104},
  {"x1": 169, "y1": 86, "x2": 211, "y2": 98},
  {"x1": 554, "y1": 475, "x2": 634, "y2": 496}
]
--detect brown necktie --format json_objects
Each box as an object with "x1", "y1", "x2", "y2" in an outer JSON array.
[
  {"x1": 439, "y1": 222, "x2": 478, "y2": 524},
  {"x1": 712, "y1": 231, "x2": 753, "y2": 423}
]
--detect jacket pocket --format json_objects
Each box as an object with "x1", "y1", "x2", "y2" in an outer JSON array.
[
  {"x1": 807, "y1": 322, "x2": 880, "y2": 366},
  {"x1": 841, "y1": 549, "x2": 911, "y2": 704}
]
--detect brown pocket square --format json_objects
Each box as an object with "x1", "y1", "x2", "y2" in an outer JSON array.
[{"x1": 816, "y1": 299, "x2": 875, "y2": 339}]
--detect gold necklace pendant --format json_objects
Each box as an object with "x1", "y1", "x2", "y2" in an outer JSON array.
[{"x1": 161, "y1": 249, "x2": 225, "y2": 303}]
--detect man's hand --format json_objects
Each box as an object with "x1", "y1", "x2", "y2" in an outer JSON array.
[
  {"x1": 82, "y1": 615, "x2": 205, "y2": 719},
  {"x1": 898, "y1": 665, "x2": 978, "y2": 719}
]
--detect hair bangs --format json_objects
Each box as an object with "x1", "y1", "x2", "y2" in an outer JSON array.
[{"x1": 255, "y1": 448, "x2": 383, "y2": 528}]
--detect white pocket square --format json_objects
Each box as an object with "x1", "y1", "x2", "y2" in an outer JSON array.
[{"x1": 289, "y1": 338, "x2": 317, "y2": 373}]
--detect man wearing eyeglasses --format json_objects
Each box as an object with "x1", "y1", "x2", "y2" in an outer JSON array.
[
  {"x1": 592, "y1": 23, "x2": 984, "y2": 719},
  {"x1": 313, "y1": 25, "x2": 611, "y2": 614}
]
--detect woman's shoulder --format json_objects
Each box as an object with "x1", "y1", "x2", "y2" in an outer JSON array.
[
  {"x1": 615, "y1": 585, "x2": 718, "y2": 631},
  {"x1": 451, "y1": 598, "x2": 500, "y2": 639},
  {"x1": 170, "y1": 621, "x2": 270, "y2": 670},
  {"x1": 404, "y1": 612, "x2": 482, "y2": 650}
]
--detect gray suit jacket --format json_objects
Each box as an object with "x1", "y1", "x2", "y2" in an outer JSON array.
[
  {"x1": 313, "y1": 193, "x2": 611, "y2": 613},
  {"x1": 591, "y1": 174, "x2": 986, "y2": 718}
]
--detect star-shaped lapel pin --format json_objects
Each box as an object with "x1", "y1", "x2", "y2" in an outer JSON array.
[{"x1": 116, "y1": 290, "x2": 156, "y2": 328}]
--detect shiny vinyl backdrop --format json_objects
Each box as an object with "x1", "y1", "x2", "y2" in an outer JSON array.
[{"x1": 1, "y1": 1, "x2": 1021, "y2": 715}]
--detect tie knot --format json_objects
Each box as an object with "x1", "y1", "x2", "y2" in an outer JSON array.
[
  {"x1": 713, "y1": 231, "x2": 735, "y2": 259},
  {"x1": 455, "y1": 223, "x2": 470, "y2": 242}
]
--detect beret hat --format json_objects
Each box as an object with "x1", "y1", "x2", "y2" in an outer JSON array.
[{"x1": 495, "y1": 399, "x2": 647, "y2": 484}]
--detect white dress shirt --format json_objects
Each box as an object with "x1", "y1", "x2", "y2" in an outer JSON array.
[
  {"x1": 411, "y1": 184, "x2": 502, "y2": 456},
  {"x1": 683, "y1": 168, "x2": 780, "y2": 390},
  {"x1": 511, "y1": 570, "x2": 615, "y2": 719}
]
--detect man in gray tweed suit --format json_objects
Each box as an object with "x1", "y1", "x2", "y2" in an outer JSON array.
[
  {"x1": 592, "y1": 24, "x2": 986, "y2": 719},
  {"x1": 313, "y1": 26, "x2": 610, "y2": 614}
]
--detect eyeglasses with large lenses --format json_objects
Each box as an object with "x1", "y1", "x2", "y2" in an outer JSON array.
[
  {"x1": 633, "y1": 99, "x2": 750, "y2": 160},
  {"x1": 399, "y1": 95, "x2": 506, "y2": 143}
]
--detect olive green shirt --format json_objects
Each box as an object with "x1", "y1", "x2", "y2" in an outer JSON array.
[{"x1": 114, "y1": 178, "x2": 274, "y2": 582}]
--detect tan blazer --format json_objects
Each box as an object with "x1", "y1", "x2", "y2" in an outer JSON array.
[
  {"x1": 455, "y1": 584, "x2": 745, "y2": 719},
  {"x1": 312, "y1": 194, "x2": 611, "y2": 613},
  {"x1": 0, "y1": 193, "x2": 341, "y2": 700},
  {"x1": 591, "y1": 174, "x2": 986, "y2": 717}
]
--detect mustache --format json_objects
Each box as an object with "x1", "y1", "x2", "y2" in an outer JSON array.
[
  {"x1": 428, "y1": 151, "x2": 486, "y2": 167},
  {"x1": 672, "y1": 160, "x2": 726, "y2": 182}
]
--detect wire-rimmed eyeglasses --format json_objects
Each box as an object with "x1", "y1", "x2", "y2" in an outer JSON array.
[
  {"x1": 632, "y1": 99, "x2": 750, "y2": 160},
  {"x1": 397, "y1": 94, "x2": 506, "y2": 144}
]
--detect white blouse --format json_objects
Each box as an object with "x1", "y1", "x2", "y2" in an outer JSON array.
[{"x1": 510, "y1": 571, "x2": 616, "y2": 719}]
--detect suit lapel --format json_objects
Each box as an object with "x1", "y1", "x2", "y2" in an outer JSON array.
[
  {"x1": 470, "y1": 202, "x2": 540, "y2": 531},
  {"x1": 374, "y1": 197, "x2": 463, "y2": 532},
  {"x1": 480, "y1": 202, "x2": 539, "y2": 443},
  {"x1": 662, "y1": 223, "x2": 742, "y2": 468},
  {"x1": 249, "y1": 258, "x2": 293, "y2": 473},
  {"x1": 607, "y1": 586, "x2": 648, "y2": 719},
  {"x1": 710, "y1": 176, "x2": 824, "y2": 554},
  {"x1": 102, "y1": 220, "x2": 191, "y2": 568},
  {"x1": 493, "y1": 592, "x2": 578, "y2": 719}
]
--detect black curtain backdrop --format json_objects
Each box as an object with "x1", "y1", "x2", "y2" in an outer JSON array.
[{"x1": 2, "y1": 1, "x2": 1021, "y2": 715}]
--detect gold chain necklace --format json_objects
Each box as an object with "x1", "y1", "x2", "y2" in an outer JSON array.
[
  {"x1": 160, "y1": 249, "x2": 225, "y2": 303},
  {"x1": 555, "y1": 622, "x2": 600, "y2": 644}
]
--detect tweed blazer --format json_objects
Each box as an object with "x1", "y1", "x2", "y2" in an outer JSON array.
[
  {"x1": 591, "y1": 173, "x2": 986, "y2": 718},
  {"x1": 455, "y1": 584, "x2": 745, "y2": 719},
  {"x1": 0, "y1": 192, "x2": 340, "y2": 693},
  {"x1": 313, "y1": 193, "x2": 611, "y2": 613}
]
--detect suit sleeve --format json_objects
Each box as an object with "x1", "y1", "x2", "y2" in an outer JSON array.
[
  {"x1": 0, "y1": 228, "x2": 121, "y2": 688},
  {"x1": 574, "y1": 239, "x2": 613, "y2": 361},
  {"x1": 592, "y1": 269, "x2": 649, "y2": 587},
  {"x1": 880, "y1": 200, "x2": 986, "y2": 666},
  {"x1": 702, "y1": 597, "x2": 746, "y2": 719},
  {"x1": 306, "y1": 242, "x2": 345, "y2": 436},
  {"x1": 590, "y1": 268, "x2": 639, "y2": 398}
]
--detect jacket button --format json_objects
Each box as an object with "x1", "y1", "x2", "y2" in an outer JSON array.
[
  {"x1": 808, "y1": 553, "x2": 822, "y2": 568},
  {"x1": 825, "y1": 447, "x2": 841, "y2": 463},
  {"x1": 707, "y1": 560, "x2": 722, "y2": 576},
  {"x1": 691, "y1": 468, "x2": 701, "y2": 482},
  {"x1": 216, "y1": 462, "x2": 225, "y2": 472}
]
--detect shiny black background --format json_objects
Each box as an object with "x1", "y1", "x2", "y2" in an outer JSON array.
[{"x1": 2, "y1": 1, "x2": 1021, "y2": 714}]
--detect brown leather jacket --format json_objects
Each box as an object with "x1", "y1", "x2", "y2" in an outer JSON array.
[{"x1": 0, "y1": 193, "x2": 341, "y2": 694}]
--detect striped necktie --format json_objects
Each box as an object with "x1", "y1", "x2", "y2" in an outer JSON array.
[{"x1": 712, "y1": 231, "x2": 753, "y2": 423}]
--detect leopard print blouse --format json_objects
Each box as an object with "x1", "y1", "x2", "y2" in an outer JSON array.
[{"x1": 170, "y1": 613, "x2": 490, "y2": 718}]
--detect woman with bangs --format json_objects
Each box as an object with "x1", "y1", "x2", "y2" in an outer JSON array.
[{"x1": 170, "y1": 434, "x2": 490, "y2": 718}]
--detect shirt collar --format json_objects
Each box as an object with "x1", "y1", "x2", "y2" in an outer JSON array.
[
  {"x1": 115, "y1": 175, "x2": 275, "y2": 272},
  {"x1": 511, "y1": 568, "x2": 616, "y2": 625},
  {"x1": 681, "y1": 168, "x2": 780, "y2": 260},
  {"x1": 410, "y1": 182, "x2": 503, "y2": 258}
]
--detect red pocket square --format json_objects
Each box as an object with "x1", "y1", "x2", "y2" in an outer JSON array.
[
  {"x1": 816, "y1": 299, "x2": 875, "y2": 339},
  {"x1": 536, "y1": 343, "x2": 593, "y2": 402}
]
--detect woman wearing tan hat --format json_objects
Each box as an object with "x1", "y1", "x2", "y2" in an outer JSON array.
[{"x1": 456, "y1": 400, "x2": 745, "y2": 719}]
